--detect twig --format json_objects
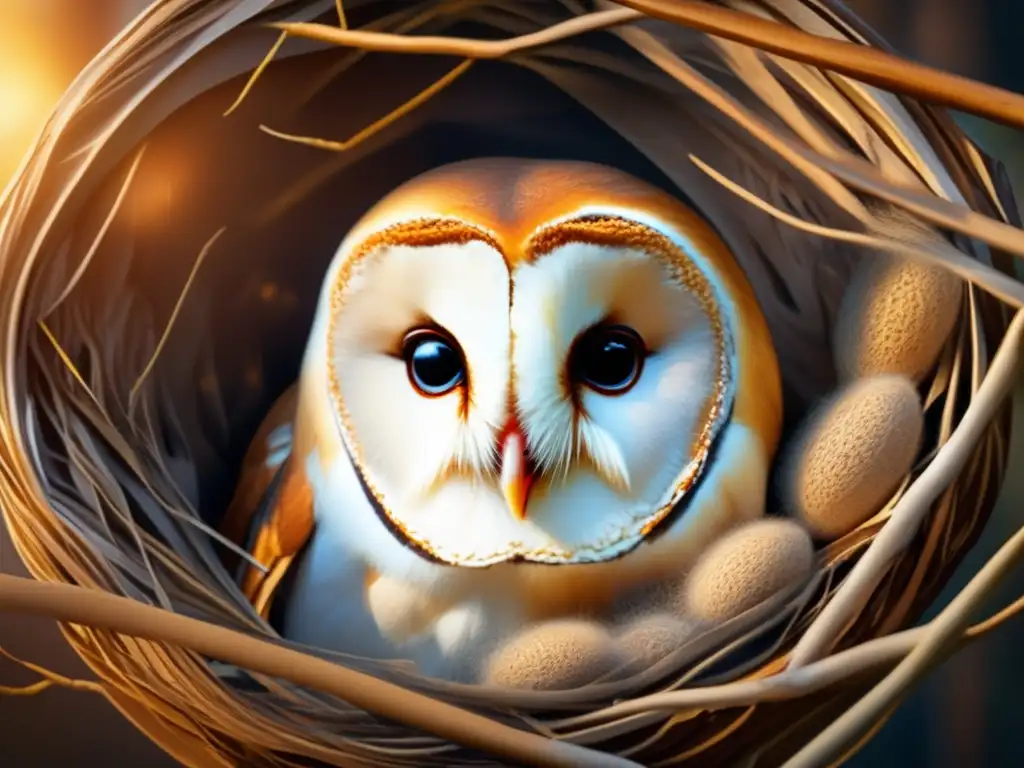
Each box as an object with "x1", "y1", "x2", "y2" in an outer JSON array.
[
  {"x1": 789, "y1": 309, "x2": 1024, "y2": 669},
  {"x1": 223, "y1": 31, "x2": 289, "y2": 117},
  {"x1": 0, "y1": 680, "x2": 55, "y2": 696},
  {"x1": 0, "y1": 574, "x2": 637, "y2": 768},
  {"x1": 785, "y1": 520, "x2": 1024, "y2": 767},
  {"x1": 269, "y1": 6, "x2": 642, "y2": 57},
  {"x1": 544, "y1": 594, "x2": 1024, "y2": 728},
  {"x1": 0, "y1": 646, "x2": 103, "y2": 696},
  {"x1": 259, "y1": 58, "x2": 474, "y2": 151},
  {"x1": 688, "y1": 154, "x2": 1024, "y2": 308},
  {"x1": 43, "y1": 146, "x2": 147, "y2": 316},
  {"x1": 37, "y1": 320, "x2": 106, "y2": 418},
  {"x1": 613, "y1": 0, "x2": 1024, "y2": 129},
  {"x1": 610, "y1": 20, "x2": 867, "y2": 220},
  {"x1": 128, "y1": 227, "x2": 225, "y2": 409},
  {"x1": 775, "y1": 145, "x2": 1024, "y2": 262},
  {"x1": 271, "y1": 0, "x2": 1024, "y2": 129}
]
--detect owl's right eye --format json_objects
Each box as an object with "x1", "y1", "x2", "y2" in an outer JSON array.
[{"x1": 402, "y1": 329, "x2": 466, "y2": 397}]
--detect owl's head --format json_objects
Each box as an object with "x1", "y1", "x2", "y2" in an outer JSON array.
[{"x1": 307, "y1": 159, "x2": 780, "y2": 567}]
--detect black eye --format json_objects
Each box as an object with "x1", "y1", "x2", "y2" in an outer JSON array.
[
  {"x1": 570, "y1": 325, "x2": 645, "y2": 395},
  {"x1": 403, "y1": 329, "x2": 466, "y2": 396}
]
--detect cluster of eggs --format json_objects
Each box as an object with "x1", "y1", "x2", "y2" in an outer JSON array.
[{"x1": 482, "y1": 249, "x2": 962, "y2": 690}]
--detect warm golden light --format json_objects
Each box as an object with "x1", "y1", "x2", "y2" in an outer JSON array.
[
  {"x1": 0, "y1": 10, "x2": 70, "y2": 188},
  {"x1": 0, "y1": 77, "x2": 55, "y2": 139}
]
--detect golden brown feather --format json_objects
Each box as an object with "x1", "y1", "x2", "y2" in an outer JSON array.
[{"x1": 220, "y1": 385, "x2": 316, "y2": 619}]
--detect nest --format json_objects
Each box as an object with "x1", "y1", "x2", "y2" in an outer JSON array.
[{"x1": 2, "y1": 1, "x2": 1024, "y2": 766}]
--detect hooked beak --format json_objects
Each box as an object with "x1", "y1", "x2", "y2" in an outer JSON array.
[{"x1": 499, "y1": 420, "x2": 535, "y2": 522}]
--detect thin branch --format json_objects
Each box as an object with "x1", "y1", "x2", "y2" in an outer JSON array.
[
  {"x1": 1, "y1": 572, "x2": 1021, "y2": 749},
  {"x1": 0, "y1": 574, "x2": 637, "y2": 768},
  {"x1": 0, "y1": 680, "x2": 55, "y2": 696},
  {"x1": 778, "y1": 145, "x2": 1024, "y2": 261},
  {"x1": 613, "y1": 0, "x2": 1024, "y2": 129},
  {"x1": 271, "y1": 0, "x2": 1024, "y2": 128},
  {"x1": 789, "y1": 309, "x2": 1024, "y2": 669},
  {"x1": 611, "y1": 20, "x2": 867, "y2": 220},
  {"x1": 545, "y1": 594, "x2": 1024, "y2": 729},
  {"x1": 37, "y1": 320, "x2": 107, "y2": 418},
  {"x1": 269, "y1": 6, "x2": 642, "y2": 57},
  {"x1": 43, "y1": 146, "x2": 147, "y2": 316},
  {"x1": 259, "y1": 58, "x2": 474, "y2": 152},
  {"x1": 0, "y1": 646, "x2": 104, "y2": 696},
  {"x1": 223, "y1": 31, "x2": 289, "y2": 117},
  {"x1": 128, "y1": 227, "x2": 225, "y2": 409},
  {"x1": 785, "y1": 519, "x2": 1024, "y2": 767},
  {"x1": 688, "y1": 154, "x2": 1024, "y2": 308}
]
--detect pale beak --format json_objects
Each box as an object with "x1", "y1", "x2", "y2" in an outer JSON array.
[{"x1": 499, "y1": 424, "x2": 534, "y2": 521}]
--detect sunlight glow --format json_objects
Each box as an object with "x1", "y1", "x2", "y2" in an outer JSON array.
[{"x1": 0, "y1": 17, "x2": 67, "y2": 187}]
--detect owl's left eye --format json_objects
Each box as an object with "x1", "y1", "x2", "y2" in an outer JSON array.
[
  {"x1": 570, "y1": 324, "x2": 646, "y2": 396},
  {"x1": 403, "y1": 329, "x2": 466, "y2": 397}
]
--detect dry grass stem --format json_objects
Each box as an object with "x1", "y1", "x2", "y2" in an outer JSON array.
[
  {"x1": 0, "y1": 646, "x2": 105, "y2": 696},
  {"x1": 268, "y1": 7, "x2": 643, "y2": 58},
  {"x1": 0, "y1": 574, "x2": 637, "y2": 768},
  {"x1": 222, "y1": 31, "x2": 290, "y2": 117},
  {"x1": 127, "y1": 227, "x2": 226, "y2": 408},
  {"x1": 789, "y1": 310, "x2": 1024, "y2": 669},
  {"x1": 689, "y1": 154, "x2": 1024, "y2": 308},
  {"x1": 259, "y1": 59, "x2": 474, "y2": 152},
  {"x1": 787, "y1": 517, "x2": 1024, "y2": 766},
  {"x1": 613, "y1": 0, "x2": 1024, "y2": 129}
]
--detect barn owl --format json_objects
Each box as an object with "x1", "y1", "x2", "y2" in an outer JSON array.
[{"x1": 221, "y1": 158, "x2": 782, "y2": 680}]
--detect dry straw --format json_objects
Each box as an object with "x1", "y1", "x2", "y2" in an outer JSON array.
[{"x1": 1, "y1": 0, "x2": 1024, "y2": 766}]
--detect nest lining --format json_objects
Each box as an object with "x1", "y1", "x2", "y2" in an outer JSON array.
[{"x1": 1, "y1": 1, "x2": 1024, "y2": 766}]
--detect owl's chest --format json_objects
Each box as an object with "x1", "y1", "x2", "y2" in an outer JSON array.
[
  {"x1": 279, "y1": 529, "x2": 526, "y2": 679},
  {"x1": 232, "y1": 437, "x2": 730, "y2": 673}
]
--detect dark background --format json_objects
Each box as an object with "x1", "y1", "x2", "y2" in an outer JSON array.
[{"x1": 1, "y1": 1, "x2": 1022, "y2": 765}]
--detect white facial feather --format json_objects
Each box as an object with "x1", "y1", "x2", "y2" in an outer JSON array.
[
  {"x1": 333, "y1": 241, "x2": 509, "y2": 500},
  {"x1": 323, "y1": 215, "x2": 733, "y2": 567},
  {"x1": 509, "y1": 241, "x2": 719, "y2": 554}
]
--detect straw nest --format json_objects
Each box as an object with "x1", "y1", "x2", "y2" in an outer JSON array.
[{"x1": 2, "y1": 1, "x2": 1024, "y2": 766}]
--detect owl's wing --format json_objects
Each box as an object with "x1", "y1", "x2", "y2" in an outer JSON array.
[{"x1": 220, "y1": 384, "x2": 315, "y2": 619}]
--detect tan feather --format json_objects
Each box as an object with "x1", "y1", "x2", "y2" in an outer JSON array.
[{"x1": 220, "y1": 385, "x2": 315, "y2": 619}]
